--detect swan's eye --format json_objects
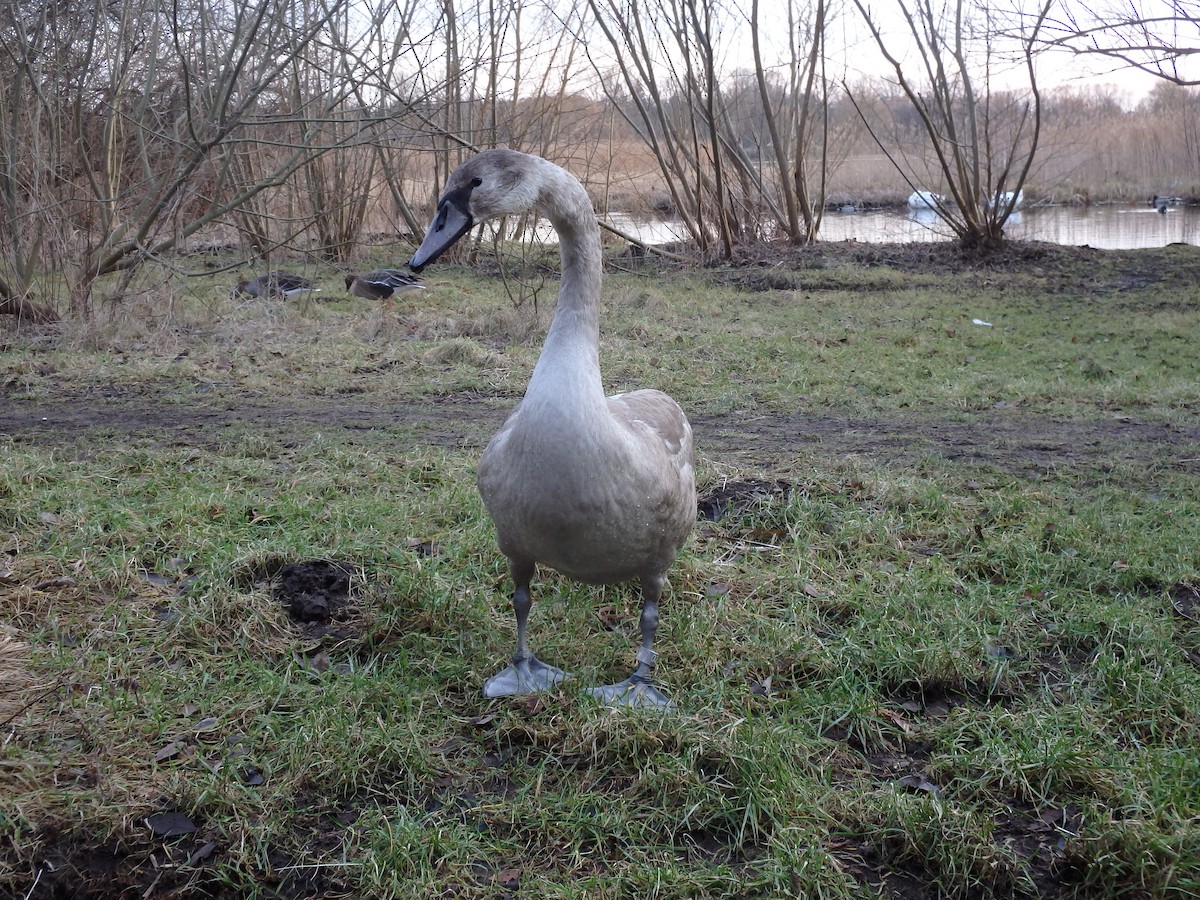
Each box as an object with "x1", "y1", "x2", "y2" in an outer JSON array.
[{"x1": 470, "y1": 177, "x2": 483, "y2": 187}]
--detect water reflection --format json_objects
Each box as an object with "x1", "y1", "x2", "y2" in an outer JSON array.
[
  {"x1": 821, "y1": 204, "x2": 1199, "y2": 250},
  {"x1": 511, "y1": 204, "x2": 1198, "y2": 250},
  {"x1": 1007, "y1": 205, "x2": 1199, "y2": 249},
  {"x1": 604, "y1": 212, "x2": 689, "y2": 246}
]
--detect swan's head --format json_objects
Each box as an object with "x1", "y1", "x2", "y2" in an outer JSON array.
[{"x1": 410, "y1": 150, "x2": 545, "y2": 272}]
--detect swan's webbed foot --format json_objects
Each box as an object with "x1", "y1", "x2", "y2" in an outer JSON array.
[
  {"x1": 588, "y1": 646, "x2": 674, "y2": 710},
  {"x1": 588, "y1": 675, "x2": 675, "y2": 711},
  {"x1": 483, "y1": 653, "x2": 570, "y2": 698}
]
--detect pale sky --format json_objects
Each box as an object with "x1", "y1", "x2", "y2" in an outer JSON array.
[{"x1": 729, "y1": 0, "x2": 1194, "y2": 106}]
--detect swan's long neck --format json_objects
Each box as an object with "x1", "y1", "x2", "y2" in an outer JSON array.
[{"x1": 523, "y1": 163, "x2": 605, "y2": 411}]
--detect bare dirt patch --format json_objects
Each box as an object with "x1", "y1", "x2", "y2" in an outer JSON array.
[{"x1": 3, "y1": 384, "x2": 1197, "y2": 480}]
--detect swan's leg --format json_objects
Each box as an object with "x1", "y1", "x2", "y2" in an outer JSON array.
[
  {"x1": 589, "y1": 575, "x2": 674, "y2": 710},
  {"x1": 484, "y1": 559, "x2": 569, "y2": 697}
]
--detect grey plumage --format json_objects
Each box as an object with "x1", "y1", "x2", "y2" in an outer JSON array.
[{"x1": 410, "y1": 150, "x2": 696, "y2": 709}]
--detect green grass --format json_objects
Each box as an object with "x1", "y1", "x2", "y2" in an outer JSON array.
[{"x1": 2, "y1": 241, "x2": 1199, "y2": 896}]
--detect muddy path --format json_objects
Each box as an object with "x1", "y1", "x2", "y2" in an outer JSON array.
[{"x1": 4, "y1": 386, "x2": 1198, "y2": 479}]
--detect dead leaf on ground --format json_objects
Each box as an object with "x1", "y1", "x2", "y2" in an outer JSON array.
[
  {"x1": 31, "y1": 576, "x2": 77, "y2": 591},
  {"x1": 186, "y1": 840, "x2": 217, "y2": 866},
  {"x1": 749, "y1": 674, "x2": 772, "y2": 696},
  {"x1": 1029, "y1": 805, "x2": 1082, "y2": 835},
  {"x1": 895, "y1": 773, "x2": 940, "y2": 795},
  {"x1": 406, "y1": 538, "x2": 442, "y2": 557},
  {"x1": 146, "y1": 810, "x2": 197, "y2": 837},
  {"x1": 746, "y1": 528, "x2": 785, "y2": 544},
  {"x1": 297, "y1": 650, "x2": 331, "y2": 673},
  {"x1": 155, "y1": 740, "x2": 188, "y2": 763},
  {"x1": 494, "y1": 868, "x2": 521, "y2": 889},
  {"x1": 879, "y1": 709, "x2": 916, "y2": 735},
  {"x1": 596, "y1": 604, "x2": 625, "y2": 628},
  {"x1": 519, "y1": 696, "x2": 544, "y2": 716}
]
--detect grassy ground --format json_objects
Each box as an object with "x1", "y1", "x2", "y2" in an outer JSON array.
[{"x1": 2, "y1": 240, "x2": 1199, "y2": 898}]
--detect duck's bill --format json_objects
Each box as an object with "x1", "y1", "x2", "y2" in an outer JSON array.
[{"x1": 410, "y1": 201, "x2": 474, "y2": 272}]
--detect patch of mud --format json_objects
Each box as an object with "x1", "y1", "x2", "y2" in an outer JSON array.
[
  {"x1": 697, "y1": 479, "x2": 792, "y2": 521},
  {"x1": 4, "y1": 386, "x2": 1197, "y2": 480},
  {"x1": 274, "y1": 559, "x2": 355, "y2": 626},
  {"x1": 1171, "y1": 582, "x2": 1200, "y2": 622},
  {"x1": 23, "y1": 821, "x2": 350, "y2": 900}
]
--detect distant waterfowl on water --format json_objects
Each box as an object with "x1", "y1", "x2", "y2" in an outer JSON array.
[
  {"x1": 987, "y1": 189, "x2": 1025, "y2": 211},
  {"x1": 234, "y1": 272, "x2": 318, "y2": 299},
  {"x1": 907, "y1": 190, "x2": 944, "y2": 210},
  {"x1": 344, "y1": 269, "x2": 426, "y2": 301},
  {"x1": 409, "y1": 149, "x2": 696, "y2": 710},
  {"x1": 1150, "y1": 195, "x2": 1179, "y2": 214}
]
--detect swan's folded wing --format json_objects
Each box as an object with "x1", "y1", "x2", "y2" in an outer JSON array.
[{"x1": 609, "y1": 389, "x2": 692, "y2": 456}]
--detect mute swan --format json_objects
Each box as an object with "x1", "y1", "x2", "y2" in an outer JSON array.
[
  {"x1": 345, "y1": 269, "x2": 426, "y2": 301},
  {"x1": 907, "y1": 190, "x2": 943, "y2": 210},
  {"x1": 987, "y1": 189, "x2": 1024, "y2": 211},
  {"x1": 234, "y1": 271, "x2": 318, "y2": 299},
  {"x1": 409, "y1": 149, "x2": 696, "y2": 709}
]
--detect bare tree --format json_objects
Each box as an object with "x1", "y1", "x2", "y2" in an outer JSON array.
[
  {"x1": 0, "y1": 1, "x2": 67, "y2": 322},
  {"x1": 0, "y1": 0, "x2": 355, "y2": 319},
  {"x1": 587, "y1": 0, "x2": 841, "y2": 257},
  {"x1": 747, "y1": 0, "x2": 840, "y2": 243},
  {"x1": 1036, "y1": 0, "x2": 1200, "y2": 86},
  {"x1": 849, "y1": 0, "x2": 1053, "y2": 248}
]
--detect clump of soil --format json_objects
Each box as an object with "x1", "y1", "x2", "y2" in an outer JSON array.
[
  {"x1": 697, "y1": 479, "x2": 793, "y2": 522},
  {"x1": 274, "y1": 560, "x2": 355, "y2": 624}
]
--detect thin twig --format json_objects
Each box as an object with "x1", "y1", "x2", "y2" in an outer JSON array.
[
  {"x1": 1, "y1": 680, "x2": 64, "y2": 729},
  {"x1": 22, "y1": 867, "x2": 42, "y2": 900}
]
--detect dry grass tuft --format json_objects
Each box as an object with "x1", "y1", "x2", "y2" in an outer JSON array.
[
  {"x1": 611, "y1": 286, "x2": 667, "y2": 315},
  {"x1": 407, "y1": 302, "x2": 547, "y2": 345},
  {"x1": 0, "y1": 625, "x2": 38, "y2": 721},
  {"x1": 57, "y1": 302, "x2": 188, "y2": 355},
  {"x1": 420, "y1": 337, "x2": 504, "y2": 368}
]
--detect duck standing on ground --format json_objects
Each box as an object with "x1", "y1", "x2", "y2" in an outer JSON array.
[
  {"x1": 345, "y1": 269, "x2": 426, "y2": 301},
  {"x1": 409, "y1": 150, "x2": 696, "y2": 709},
  {"x1": 234, "y1": 271, "x2": 319, "y2": 299}
]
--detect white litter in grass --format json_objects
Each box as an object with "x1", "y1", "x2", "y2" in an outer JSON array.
[{"x1": 972, "y1": 318, "x2": 993, "y2": 327}]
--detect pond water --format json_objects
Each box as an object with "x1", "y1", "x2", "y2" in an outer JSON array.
[
  {"x1": 603, "y1": 204, "x2": 1200, "y2": 250},
  {"x1": 821, "y1": 204, "x2": 1200, "y2": 250}
]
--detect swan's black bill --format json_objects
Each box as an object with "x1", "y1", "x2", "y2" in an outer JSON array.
[{"x1": 410, "y1": 193, "x2": 474, "y2": 273}]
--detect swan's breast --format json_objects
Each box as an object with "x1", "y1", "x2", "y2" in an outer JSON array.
[{"x1": 476, "y1": 399, "x2": 695, "y2": 583}]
